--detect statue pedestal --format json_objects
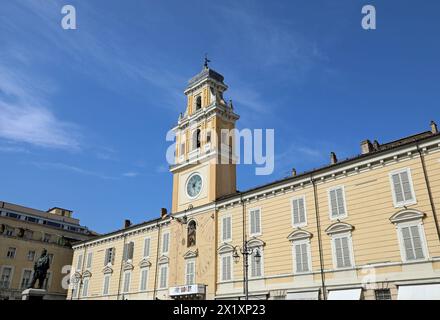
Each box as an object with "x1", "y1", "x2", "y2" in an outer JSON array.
[{"x1": 22, "y1": 288, "x2": 47, "y2": 300}]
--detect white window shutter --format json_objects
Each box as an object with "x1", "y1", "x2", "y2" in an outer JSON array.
[
  {"x1": 295, "y1": 244, "x2": 302, "y2": 272},
  {"x1": 76, "y1": 254, "x2": 83, "y2": 270},
  {"x1": 341, "y1": 237, "x2": 351, "y2": 267},
  {"x1": 392, "y1": 174, "x2": 405, "y2": 203},
  {"x1": 301, "y1": 243, "x2": 309, "y2": 271},
  {"x1": 298, "y1": 198, "x2": 306, "y2": 224},
  {"x1": 336, "y1": 189, "x2": 345, "y2": 215},
  {"x1": 144, "y1": 238, "x2": 150, "y2": 257},
  {"x1": 330, "y1": 190, "x2": 338, "y2": 217},
  {"x1": 292, "y1": 200, "x2": 300, "y2": 225},
  {"x1": 334, "y1": 238, "x2": 344, "y2": 268},
  {"x1": 400, "y1": 171, "x2": 413, "y2": 201},
  {"x1": 410, "y1": 225, "x2": 424, "y2": 259},
  {"x1": 401, "y1": 227, "x2": 415, "y2": 260}
]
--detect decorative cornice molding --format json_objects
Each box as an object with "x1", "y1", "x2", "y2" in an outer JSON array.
[
  {"x1": 247, "y1": 237, "x2": 265, "y2": 248},
  {"x1": 325, "y1": 221, "x2": 354, "y2": 235},
  {"x1": 183, "y1": 249, "x2": 199, "y2": 259},
  {"x1": 287, "y1": 229, "x2": 313, "y2": 241},
  {"x1": 218, "y1": 243, "x2": 235, "y2": 254},
  {"x1": 123, "y1": 261, "x2": 134, "y2": 271},
  {"x1": 158, "y1": 255, "x2": 169, "y2": 265},
  {"x1": 102, "y1": 265, "x2": 113, "y2": 275},
  {"x1": 139, "y1": 258, "x2": 152, "y2": 268},
  {"x1": 390, "y1": 209, "x2": 426, "y2": 224}
]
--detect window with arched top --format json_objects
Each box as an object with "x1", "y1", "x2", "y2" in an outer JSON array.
[
  {"x1": 192, "y1": 129, "x2": 201, "y2": 150},
  {"x1": 195, "y1": 96, "x2": 202, "y2": 111},
  {"x1": 187, "y1": 220, "x2": 196, "y2": 247}
]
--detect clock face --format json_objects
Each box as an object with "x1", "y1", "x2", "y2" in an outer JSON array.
[{"x1": 186, "y1": 173, "x2": 203, "y2": 198}]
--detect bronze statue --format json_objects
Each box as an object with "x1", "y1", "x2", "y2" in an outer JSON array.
[{"x1": 29, "y1": 249, "x2": 50, "y2": 289}]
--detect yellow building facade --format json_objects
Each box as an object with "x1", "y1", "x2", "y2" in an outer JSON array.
[
  {"x1": 0, "y1": 202, "x2": 95, "y2": 300},
  {"x1": 68, "y1": 65, "x2": 440, "y2": 300}
]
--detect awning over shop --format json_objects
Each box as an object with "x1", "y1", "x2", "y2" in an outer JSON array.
[
  {"x1": 286, "y1": 291, "x2": 320, "y2": 300},
  {"x1": 397, "y1": 284, "x2": 440, "y2": 300},
  {"x1": 327, "y1": 288, "x2": 362, "y2": 300}
]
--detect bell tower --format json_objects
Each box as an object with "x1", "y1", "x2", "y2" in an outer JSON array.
[{"x1": 170, "y1": 60, "x2": 239, "y2": 213}]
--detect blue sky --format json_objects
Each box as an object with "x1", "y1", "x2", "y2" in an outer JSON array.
[{"x1": 1, "y1": 0, "x2": 439, "y2": 233}]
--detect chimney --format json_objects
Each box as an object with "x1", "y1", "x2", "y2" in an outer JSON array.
[
  {"x1": 161, "y1": 208, "x2": 168, "y2": 219},
  {"x1": 360, "y1": 140, "x2": 374, "y2": 154},
  {"x1": 291, "y1": 168, "x2": 297, "y2": 177},
  {"x1": 124, "y1": 219, "x2": 132, "y2": 229},
  {"x1": 431, "y1": 120, "x2": 438, "y2": 134},
  {"x1": 330, "y1": 152, "x2": 338, "y2": 165}
]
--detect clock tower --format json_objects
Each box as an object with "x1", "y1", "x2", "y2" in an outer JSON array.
[{"x1": 170, "y1": 61, "x2": 239, "y2": 213}]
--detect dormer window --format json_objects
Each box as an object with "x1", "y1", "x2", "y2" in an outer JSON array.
[{"x1": 195, "y1": 96, "x2": 202, "y2": 111}]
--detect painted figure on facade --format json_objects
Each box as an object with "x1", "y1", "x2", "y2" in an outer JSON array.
[
  {"x1": 187, "y1": 220, "x2": 196, "y2": 247},
  {"x1": 29, "y1": 249, "x2": 50, "y2": 289}
]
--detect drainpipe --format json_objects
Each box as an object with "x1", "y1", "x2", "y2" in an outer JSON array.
[
  {"x1": 214, "y1": 204, "x2": 219, "y2": 299},
  {"x1": 152, "y1": 222, "x2": 162, "y2": 299},
  {"x1": 241, "y1": 193, "x2": 246, "y2": 299},
  {"x1": 311, "y1": 175, "x2": 327, "y2": 300},
  {"x1": 116, "y1": 232, "x2": 128, "y2": 300},
  {"x1": 76, "y1": 245, "x2": 87, "y2": 300},
  {"x1": 416, "y1": 144, "x2": 440, "y2": 242}
]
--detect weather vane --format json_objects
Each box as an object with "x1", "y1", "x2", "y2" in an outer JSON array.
[{"x1": 204, "y1": 54, "x2": 211, "y2": 68}]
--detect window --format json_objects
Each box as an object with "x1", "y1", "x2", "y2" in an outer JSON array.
[
  {"x1": 390, "y1": 168, "x2": 416, "y2": 207},
  {"x1": 27, "y1": 250, "x2": 35, "y2": 261},
  {"x1": 43, "y1": 233, "x2": 51, "y2": 243},
  {"x1": 123, "y1": 242, "x2": 134, "y2": 261},
  {"x1": 25, "y1": 216, "x2": 38, "y2": 223},
  {"x1": 398, "y1": 223, "x2": 427, "y2": 261},
  {"x1": 162, "y1": 233, "x2": 170, "y2": 254},
  {"x1": 250, "y1": 250, "x2": 263, "y2": 278},
  {"x1": 292, "y1": 196, "x2": 307, "y2": 227},
  {"x1": 143, "y1": 238, "x2": 151, "y2": 258},
  {"x1": 5, "y1": 226, "x2": 14, "y2": 236},
  {"x1": 6, "y1": 247, "x2": 16, "y2": 259},
  {"x1": 293, "y1": 240, "x2": 311, "y2": 273},
  {"x1": 104, "y1": 248, "x2": 115, "y2": 265},
  {"x1": 76, "y1": 254, "x2": 83, "y2": 271},
  {"x1": 180, "y1": 143, "x2": 185, "y2": 156},
  {"x1": 86, "y1": 252, "x2": 93, "y2": 269},
  {"x1": 0, "y1": 267, "x2": 13, "y2": 289},
  {"x1": 221, "y1": 255, "x2": 232, "y2": 281},
  {"x1": 103, "y1": 274, "x2": 111, "y2": 295},
  {"x1": 81, "y1": 277, "x2": 89, "y2": 297},
  {"x1": 332, "y1": 234, "x2": 354, "y2": 269},
  {"x1": 140, "y1": 268, "x2": 148, "y2": 291},
  {"x1": 390, "y1": 210, "x2": 429, "y2": 263},
  {"x1": 222, "y1": 216, "x2": 232, "y2": 242},
  {"x1": 375, "y1": 289, "x2": 392, "y2": 300},
  {"x1": 328, "y1": 186, "x2": 347, "y2": 219},
  {"x1": 249, "y1": 208, "x2": 261, "y2": 236},
  {"x1": 192, "y1": 129, "x2": 201, "y2": 150},
  {"x1": 122, "y1": 271, "x2": 131, "y2": 293},
  {"x1": 185, "y1": 260, "x2": 195, "y2": 285},
  {"x1": 159, "y1": 265, "x2": 168, "y2": 289},
  {"x1": 206, "y1": 131, "x2": 211, "y2": 143},
  {"x1": 195, "y1": 96, "x2": 202, "y2": 111},
  {"x1": 21, "y1": 270, "x2": 33, "y2": 289}
]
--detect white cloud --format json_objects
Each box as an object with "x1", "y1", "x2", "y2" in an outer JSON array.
[
  {"x1": 28, "y1": 161, "x2": 116, "y2": 180},
  {"x1": 123, "y1": 172, "x2": 139, "y2": 178}
]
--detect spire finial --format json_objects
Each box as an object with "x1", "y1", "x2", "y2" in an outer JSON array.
[{"x1": 204, "y1": 53, "x2": 211, "y2": 69}]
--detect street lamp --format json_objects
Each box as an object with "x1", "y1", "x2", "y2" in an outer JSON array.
[{"x1": 233, "y1": 242, "x2": 261, "y2": 300}]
